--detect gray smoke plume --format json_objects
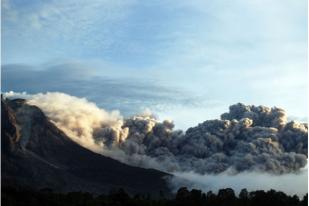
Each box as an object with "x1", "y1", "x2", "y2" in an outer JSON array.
[
  {"x1": 114, "y1": 106, "x2": 307, "y2": 174},
  {"x1": 4, "y1": 92, "x2": 308, "y2": 175}
]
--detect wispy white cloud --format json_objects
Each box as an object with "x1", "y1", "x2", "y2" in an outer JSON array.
[
  {"x1": 140, "y1": 0, "x2": 308, "y2": 121},
  {"x1": 2, "y1": 0, "x2": 137, "y2": 63},
  {"x1": 2, "y1": 0, "x2": 307, "y2": 126}
]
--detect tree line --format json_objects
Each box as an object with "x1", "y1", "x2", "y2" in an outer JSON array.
[{"x1": 2, "y1": 186, "x2": 308, "y2": 206}]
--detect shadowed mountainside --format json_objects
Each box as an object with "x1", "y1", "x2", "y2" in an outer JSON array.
[{"x1": 1, "y1": 97, "x2": 171, "y2": 196}]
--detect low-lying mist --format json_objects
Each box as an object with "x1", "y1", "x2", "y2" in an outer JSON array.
[{"x1": 169, "y1": 168, "x2": 308, "y2": 197}]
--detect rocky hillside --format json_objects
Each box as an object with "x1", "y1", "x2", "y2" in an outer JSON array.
[{"x1": 1, "y1": 97, "x2": 171, "y2": 196}]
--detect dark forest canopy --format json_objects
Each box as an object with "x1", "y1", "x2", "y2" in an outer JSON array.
[{"x1": 2, "y1": 186, "x2": 308, "y2": 206}]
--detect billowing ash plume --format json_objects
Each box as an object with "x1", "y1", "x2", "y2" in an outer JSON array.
[
  {"x1": 4, "y1": 92, "x2": 308, "y2": 174},
  {"x1": 26, "y1": 92, "x2": 128, "y2": 153}
]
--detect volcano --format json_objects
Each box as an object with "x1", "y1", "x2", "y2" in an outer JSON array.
[{"x1": 1, "y1": 97, "x2": 171, "y2": 195}]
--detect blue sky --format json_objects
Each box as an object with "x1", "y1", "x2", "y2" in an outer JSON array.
[{"x1": 2, "y1": 0, "x2": 308, "y2": 128}]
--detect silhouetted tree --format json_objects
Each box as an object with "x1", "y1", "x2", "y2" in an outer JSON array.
[
  {"x1": 206, "y1": 190, "x2": 217, "y2": 206},
  {"x1": 301, "y1": 194, "x2": 308, "y2": 206},
  {"x1": 1, "y1": 186, "x2": 307, "y2": 206},
  {"x1": 239, "y1": 188, "x2": 249, "y2": 206},
  {"x1": 175, "y1": 187, "x2": 190, "y2": 206},
  {"x1": 239, "y1": 188, "x2": 249, "y2": 199},
  {"x1": 190, "y1": 189, "x2": 203, "y2": 206},
  {"x1": 218, "y1": 188, "x2": 236, "y2": 206}
]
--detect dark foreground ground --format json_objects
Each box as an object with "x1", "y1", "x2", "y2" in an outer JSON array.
[{"x1": 2, "y1": 186, "x2": 308, "y2": 206}]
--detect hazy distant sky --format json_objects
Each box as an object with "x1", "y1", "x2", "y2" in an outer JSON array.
[{"x1": 2, "y1": 0, "x2": 308, "y2": 129}]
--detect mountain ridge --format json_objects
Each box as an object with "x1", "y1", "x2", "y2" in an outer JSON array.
[{"x1": 1, "y1": 97, "x2": 172, "y2": 195}]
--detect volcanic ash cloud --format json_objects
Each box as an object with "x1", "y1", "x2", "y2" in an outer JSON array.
[{"x1": 4, "y1": 92, "x2": 308, "y2": 174}]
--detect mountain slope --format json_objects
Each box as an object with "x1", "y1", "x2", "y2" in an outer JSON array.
[{"x1": 1, "y1": 97, "x2": 171, "y2": 195}]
